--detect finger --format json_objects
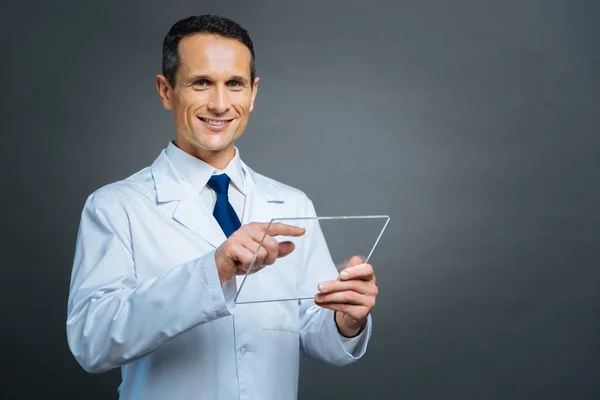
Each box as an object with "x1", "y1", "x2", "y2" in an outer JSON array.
[
  {"x1": 260, "y1": 236, "x2": 280, "y2": 266},
  {"x1": 249, "y1": 240, "x2": 297, "y2": 266},
  {"x1": 335, "y1": 254, "x2": 365, "y2": 271},
  {"x1": 264, "y1": 222, "x2": 306, "y2": 238},
  {"x1": 339, "y1": 263, "x2": 374, "y2": 281},
  {"x1": 315, "y1": 303, "x2": 370, "y2": 320},
  {"x1": 235, "y1": 235, "x2": 267, "y2": 268},
  {"x1": 233, "y1": 246, "x2": 256, "y2": 270},
  {"x1": 314, "y1": 290, "x2": 373, "y2": 306},
  {"x1": 277, "y1": 241, "x2": 296, "y2": 258},
  {"x1": 255, "y1": 246, "x2": 269, "y2": 266},
  {"x1": 318, "y1": 279, "x2": 378, "y2": 296},
  {"x1": 237, "y1": 225, "x2": 281, "y2": 265},
  {"x1": 348, "y1": 255, "x2": 366, "y2": 267},
  {"x1": 240, "y1": 223, "x2": 271, "y2": 244}
]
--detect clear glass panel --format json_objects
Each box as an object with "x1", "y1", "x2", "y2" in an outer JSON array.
[{"x1": 234, "y1": 215, "x2": 390, "y2": 304}]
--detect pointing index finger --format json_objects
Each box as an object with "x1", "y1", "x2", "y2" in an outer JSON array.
[{"x1": 265, "y1": 222, "x2": 306, "y2": 237}]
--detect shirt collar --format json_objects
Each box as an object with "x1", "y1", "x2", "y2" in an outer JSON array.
[{"x1": 165, "y1": 141, "x2": 246, "y2": 195}]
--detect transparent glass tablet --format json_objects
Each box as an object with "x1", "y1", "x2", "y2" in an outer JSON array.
[{"x1": 234, "y1": 215, "x2": 390, "y2": 304}]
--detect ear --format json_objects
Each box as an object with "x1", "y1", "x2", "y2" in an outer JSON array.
[
  {"x1": 156, "y1": 74, "x2": 173, "y2": 110},
  {"x1": 249, "y1": 77, "x2": 260, "y2": 112}
]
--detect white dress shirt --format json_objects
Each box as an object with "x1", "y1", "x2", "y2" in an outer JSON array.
[{"x1": 66, "y1": 142, "x2": 372, "y2": 400}]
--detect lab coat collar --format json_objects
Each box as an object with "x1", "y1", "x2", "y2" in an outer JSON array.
[
  {"x1": 150, "y1": 148, "x2": 281, "y2": 202},
  {"x1": 150, "y1": 148, "x2": 284, "y2": 248}
]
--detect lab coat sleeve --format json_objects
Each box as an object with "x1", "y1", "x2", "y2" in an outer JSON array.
[
  {"x1": 66, "y1": 191, "x2": 234, "y2": 373},
  {"x1": 298, "y1": 198, "x2": 372, "y2": 365}
]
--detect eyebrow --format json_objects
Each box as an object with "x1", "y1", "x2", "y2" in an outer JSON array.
[
  {"x1": 188, "y1": 74, "x2": 249, "y2": 84},
  {"x1": 228, "y1": 75, "x2": 248, "y2": 83}
]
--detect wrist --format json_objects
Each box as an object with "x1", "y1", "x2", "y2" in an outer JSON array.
[
  {"x1": 334, "y1": 311, "x2": 366, "y2": 338},
  {"x1": 214, "y1": 248, "x2": 234, "y2": 283}
]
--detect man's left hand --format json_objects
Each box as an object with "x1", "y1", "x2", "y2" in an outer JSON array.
[{"x1": 314, "y1": 256, "x2": 378, "y2": 337}]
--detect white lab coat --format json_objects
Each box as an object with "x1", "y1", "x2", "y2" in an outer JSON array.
[{"x1": 66, "y1": 147, "x2": 372, "y2": 400}]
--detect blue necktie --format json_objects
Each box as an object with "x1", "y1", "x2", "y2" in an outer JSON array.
[{"x1": 207, "y1": 174, "x2": 241, "y2": 237}]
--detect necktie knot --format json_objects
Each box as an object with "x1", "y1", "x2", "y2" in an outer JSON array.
[{"x1": 207, "y1": 174, "x2": 231, "y2": 195}]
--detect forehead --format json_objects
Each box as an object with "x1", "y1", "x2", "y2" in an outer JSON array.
[{"x1": 177, "y1": 33, "x2": 251, "y2": 78}]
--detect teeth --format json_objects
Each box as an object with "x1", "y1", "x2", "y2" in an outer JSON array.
[{"x1": 205, "y1": 119, "x2": 226, "y2": 126}]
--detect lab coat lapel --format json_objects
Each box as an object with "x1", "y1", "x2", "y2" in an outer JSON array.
[
  {"x1": 172, "y1": 197, "x2": 227, "y2": 248},
  {"x1": 151, "y1": 150, "x2": 227, "y2": 248}
]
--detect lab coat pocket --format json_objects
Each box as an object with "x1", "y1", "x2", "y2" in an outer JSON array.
[{"x1": 261, "y1": 301, "x2": 300, "y2": 333}]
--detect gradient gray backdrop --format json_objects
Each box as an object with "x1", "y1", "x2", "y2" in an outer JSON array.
[{"x1": 2, "y1": 0, "x2": 599, "y2": 399}]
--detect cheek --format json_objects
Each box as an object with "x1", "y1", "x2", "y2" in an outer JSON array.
[
  {"x1": 233, "y1": 99, "x2": 253, "y2": 117},
  {"x1": 177, "y1": 91, "x2": 205, "y2": 114}
]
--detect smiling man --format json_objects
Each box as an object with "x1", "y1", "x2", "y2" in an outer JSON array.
[
  {"x1": 158, "y1": 30, "x2": 256, "y2": 169},
  {"x1": 66, "y1": 15, "x2": 378, "y2": 400}
]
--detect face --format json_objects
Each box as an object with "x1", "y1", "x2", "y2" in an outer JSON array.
[{"x1": 156, "y1": 33, "x2": 259, "y2": 167}]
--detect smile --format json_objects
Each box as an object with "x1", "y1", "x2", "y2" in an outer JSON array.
[{"x1": 198, "y1": 117, "x2": 233, "y2": 129}]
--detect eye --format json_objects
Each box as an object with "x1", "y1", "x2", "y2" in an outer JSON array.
[
  {"x1": 194, "y1": 79, "x2": 209, "y2": 87},
  {"x1": 226, "y1": 80, "x2": 243, "y2": 88}
]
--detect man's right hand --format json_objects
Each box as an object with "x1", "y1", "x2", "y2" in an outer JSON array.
[{"x1": 214, "y1": 222, "x2": 306, "y2": 283}]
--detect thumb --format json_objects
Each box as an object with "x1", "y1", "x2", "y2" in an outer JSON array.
[
  {"x1": 348, "y1": 254, "x2": 366, "y2": 267},
  {"x1": 336, "y1": 254, "x2": 366, "y2": 272}
]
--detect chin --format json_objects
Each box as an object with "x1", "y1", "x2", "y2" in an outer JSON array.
[{"x1": 194, "y1": 137, "x2": 234, "y2": 152}]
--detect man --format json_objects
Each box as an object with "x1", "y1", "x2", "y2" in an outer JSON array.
[{"x1": 66, "y1": 14, "x2": 378, "y2": 400}]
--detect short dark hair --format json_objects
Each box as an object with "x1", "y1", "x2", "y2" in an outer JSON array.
[{"x1": 162, "y1": 15, "x2": 256, "y2": 88}]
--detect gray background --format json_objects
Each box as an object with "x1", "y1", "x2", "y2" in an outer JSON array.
[{"x1": 1, "y1": 0, "x2": 599, "y2": 399}]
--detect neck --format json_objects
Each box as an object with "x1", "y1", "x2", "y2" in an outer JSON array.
[{"x1": 173, "y1": 139, "x2": 235, "y2": 170}]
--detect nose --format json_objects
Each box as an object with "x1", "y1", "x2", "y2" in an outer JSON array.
[{"x1": 207, "y1": 85, "x2": 230, "y2": 115}]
